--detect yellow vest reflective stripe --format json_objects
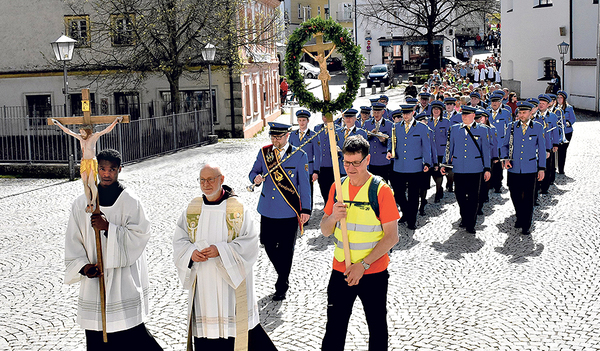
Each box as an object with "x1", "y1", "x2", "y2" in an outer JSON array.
[{"x1": 333, "y1": 176, "x2": 384, "y2": 264}]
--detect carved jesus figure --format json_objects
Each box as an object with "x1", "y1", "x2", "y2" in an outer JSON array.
[
  {"x1": 302, "y1": 44, "x2": 336, "y2": 101},
  {"x1": 51, "y1": 117, "x2": 122, "y2": 212}
]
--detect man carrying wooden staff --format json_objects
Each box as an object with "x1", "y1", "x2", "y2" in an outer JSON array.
[
  {"x1": 320, "y1": 136, "x2": 399, "y2": 351},
  {"x1": 63, "y1": 149, "x2": 163, "y2": 350}
]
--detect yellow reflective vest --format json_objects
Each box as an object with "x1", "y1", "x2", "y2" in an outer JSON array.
[{"x1": 333, "y1": 176, "x2": 385, "y2": 264}]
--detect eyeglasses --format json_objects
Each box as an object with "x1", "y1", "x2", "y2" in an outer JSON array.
[
  {"x1": 343, "y1": 154, "x2": 367, "y2": 168},
  {"x1": 199, "y1": 175, "x2": 222, "y2": 185},
  {"x1": 270, "y1": 134, "x2": 285, "y2": 140}
]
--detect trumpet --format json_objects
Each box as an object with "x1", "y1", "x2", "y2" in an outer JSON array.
[
  {"x1": 554, "y1": 108, "x2": 569, "y2": 145},
  {"x1": 367, "y1": 130, "x2": 389, "y2": 139}
]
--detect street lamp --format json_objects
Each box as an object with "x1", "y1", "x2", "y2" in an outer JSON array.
[
  {"x1": 51, "y1": 35, "x2": 77, "y2": 117},
  {"x1": 201, "y1": 43, "x2": 217, "y2": 134},
  {"x1": 557, "y1": 41, "x2": 570, "y2": 91}
]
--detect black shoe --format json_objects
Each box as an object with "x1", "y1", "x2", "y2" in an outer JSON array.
[
  {"x1": 540, "y1": 190, "x2": 548, "y2": 194},
  {"x1": 466, "y1": 227, "x2": 476, "y2": 234},
  {"x1": 558, "y1": 171, "x2": 565, "y2": 175},
  {"x1": 459, "y1": 221, "x2": 465, "y2": 228},
  {"x1": 522, "y1": 228, "x2": 531, "y2": 235},
  {"x1": 494, "y1": 188, "x2": 502, "y2": 193},
  {"x1": 446, "y1": 187, "x2": 454, "y2": 193},
  {"x1": 407, "y1": 224, "x2": 417, "y2": 230},
  {"x1": 477, "y1": 209, "x2": 484, "y2": 215},
  {"x1": 419, "y1": 208, "x2": 425, "y2": 216},
  {"x1": 399, "y1": 216, "x2": 407, "y2": 223},
  {"x1": 434, "y1": 198, "x2": 441, "y2": 203},
  {"x1": 272, "y1": 293, "x2": 286, "y2": 301}
]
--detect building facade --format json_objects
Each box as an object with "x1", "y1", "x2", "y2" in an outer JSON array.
[
  {"x1": 501, "y1": 0, "x2": 600, "y2": 111},
  {"x1": 0, "y1": 0, "x2": 281, "y2": 139}
]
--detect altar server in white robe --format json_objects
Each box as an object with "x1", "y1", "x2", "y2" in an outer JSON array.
[
  {"x1": 173, "y1": 163, "x2": 278, "y2": 351},
  {"x1": 64, "y1": 149, "x2": 162, "y2": 350}
]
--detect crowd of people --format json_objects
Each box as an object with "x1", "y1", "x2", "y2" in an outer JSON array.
[{"x1": 61, "y1": 57, "x2": 577, "y2": 350}]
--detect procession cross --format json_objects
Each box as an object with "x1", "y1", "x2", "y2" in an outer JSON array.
[
  {"x1": 303, "y1": 33, "x2": 351, "y2": 269},
  {"x1": 48, "y1": 88, "x2": 129, "y2": 343}
]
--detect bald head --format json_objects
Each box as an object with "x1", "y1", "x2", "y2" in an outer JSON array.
[{"x1": 200, "y1": 163, "x2": 223, "y2": 178}]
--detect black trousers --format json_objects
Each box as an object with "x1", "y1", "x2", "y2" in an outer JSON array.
[
  {"x1": 322, "y1": 270, "x2": 389, "y2": 351},
  {"x1": 508, "y1": 172, "x2": 537, "y2": 230},
  {"x1": 260, "y1": 216, "x2": 298, "y2": 295},
  {"x1": 454, "y1": 173, "x2": 482, "y2": 230},
  {"x1": 368, "y1": 164, "x2": 391, "y2": 183},
  {"x1": 194, "y1": 324, "x2": 278, "y2": 351},
  {"x1": 85, "y1": 323, "x2": 162, "y2": 351},
  {"x1": 490, "y1": 161, "x2": 504, "y2": 191},
  {"x1": 389, "y1": 171, "x2": 421, "y2": 226},
  {"x1": 419, "y1": 169, "x2": 432, "y2": 210},
  {"x1": 432, "y1": 156, "x2": 444, "y2": 199},
  {"x1": 538, "y1": 153, "x2": 554, "y2": 193},
  {"x1": 557, "y1": 132, "x2": 572, "y2": 173},
  {"x1": 477, "y1": 172, "x2": 490, "y2": 212},
  {"x1": 319, "y1": 167, "x2": 334, "y2": 202}
]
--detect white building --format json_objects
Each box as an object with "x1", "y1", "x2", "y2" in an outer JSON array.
[{"x1": 501, "y1": 0, "x2": 600, "y2": 111}]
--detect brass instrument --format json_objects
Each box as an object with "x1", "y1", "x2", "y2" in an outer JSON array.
[
  {"x1": 554, "y1": 108, "x2": 569, "y2": 145},
  {"x1": 367, "y1": 120, "x2": 389, "y2": 139}
]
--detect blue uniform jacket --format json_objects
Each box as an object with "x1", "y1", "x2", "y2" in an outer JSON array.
[
  {"x1": 289, "y1": 128, "x2": 321, "y2": 175},
  {"x1": 427, "y1": 117, "x2": 451, "y2": 158},
  {"x1": 427, "y1": 124, "x2": 438, "y2": 163},
  {"x1": 449, "y1": 112, "x2": 463, "y2": 125},
  {"x1": 500, "y1": 120, "x2": 547, "y2": 174},
  {"x1": 357, "y1": 117, "x2": 373, "y2": 130},
  {"x1": 387, "y1": 119, "x2": 433, "y2": 173},
  {"x1": 444, "y1": 123, "x2": 491, "y2": 173},
  {"x1": 365, "y1": 118, "x2": 393, "y2": 166},
  {"x1": 249, "y1": 144, "x2": 311, "y2": 218},
  {"x1": 486, "y1": 124, "x2": 499, "y2": 160},
  {"x1": 315, "y1": 123, "x2": 342, "y2": 168},
  {"x1": 534, "y1": 111, "x2": 559, "y2": 150},
  {"x1": 336, "y1": 126, "x2": 368, "y2": 175},
  {"x1": 415, "y1": 103, "x2": 431, "y2": 116},
  {"x1": 487, "y1": 107, "x2": 511, "y2": 142},
  {"x1": 562, "y1": 105, "x2": 576, "y2": 133}
]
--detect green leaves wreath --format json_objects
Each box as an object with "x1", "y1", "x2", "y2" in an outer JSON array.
[{"x1": 285, "y1": 17, "x2": 364, "y2": 115}]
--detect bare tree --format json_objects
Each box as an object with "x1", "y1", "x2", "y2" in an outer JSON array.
[
  {"x1": 65, "y1": 0, "x2": 281, "y2": 114},
  {"x1": 359, "y1": 0, "x2": 499, "y2": 70}
]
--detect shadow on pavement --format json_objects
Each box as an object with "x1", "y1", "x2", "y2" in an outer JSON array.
[
  {"x1": 392, "y1": 226, "x2": 420, "y2": 252},
  {"x1": 258, "y1": 295, "x2": 284, "y2": 332},
  {"x1": 431, "y1": 227, "x2": 485, "y2": 260},
  {"x1": 494, "y1": 215, "x2": 545, "y2": 263}
]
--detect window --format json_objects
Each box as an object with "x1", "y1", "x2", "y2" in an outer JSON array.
[
  {"x1": 114, "y1": 92, "x2": 140, "y2": 120},
  {"x1": 70, "y1": 93, "x2": 96, "y2": 116},
  {"x1": 534, "y1": 0, "x2": 552, "y2": 7},
  {"x1": 538, "y1": 58, "x2": 556, "y2": 80},
  {"x1": 160, "y1": 90, "x2": 217, "y2": 123},
  {"x1": 26, "y1": 95, "x2": 52, "y2": 126},
  {"x1": 298, "y1": 4, "x2": 301, "y2": 19},
  {"x1": 318, "y1": 6, "x2": 321, "y2": 16},
  {"x1": 111, "y1": 14, "x2": 135, "y2": 46},
  {"x1": 324, "y1": 5, "x2": 329, "y2": 19},
  {"x1": 65, "y1": 15, "x2": 90, "y2": 47}
]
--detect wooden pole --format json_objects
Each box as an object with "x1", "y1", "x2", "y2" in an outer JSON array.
[{"x1": 92, "y1": 193, "x2": 108, "y2": 342}]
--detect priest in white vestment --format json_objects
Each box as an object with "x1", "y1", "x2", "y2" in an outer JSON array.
[
  {"x1": 173, "y1": 164, "x2": 277, "y2": 350},
  {"x1": 64, "y1": 149, "x2": 162, "y2": 350}
]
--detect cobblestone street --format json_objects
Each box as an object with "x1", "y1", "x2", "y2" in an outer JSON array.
[{"x1": 1, "y1": 102, "x2": 600, "y2": 350}]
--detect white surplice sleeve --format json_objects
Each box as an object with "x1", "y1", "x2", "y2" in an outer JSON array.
[
  {"x1": 214, "y1": 208, "x2": 259, "y2": 289},
  {"x1": 104, "y1": 192, "x2": 151, "y2": 269},
  {"x1": 64, "y1": 196, "x2": 92, "y2": 285}
]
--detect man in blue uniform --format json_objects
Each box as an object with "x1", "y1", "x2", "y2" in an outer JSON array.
[
  {"x1": 535, "y1": 94, "x2": 559, "y2": 196},
  {"x1": 487, "y1": 94, "x2": 511, "y2": 193},
  {"x1": 428, "y1": 100, "x2": 452, "y2": 202},
  {"x1": 474, "y1": 109, "x2": 497, "y2": 215},
  {"x1": 415, "y1": 92, "x2": 431, "y2": 115},
  {"x1": 336, "y1": 109, "x2": 368, "y2": 176},
  {"x1": 358, "y1": 106, "x2": 372, "y2": 129},
  {"x1": 249, "y1": 122, "x2": 312, "y2": 300},
  {"x1": 469, "y1": 91, "x2": 488, "y2": 109},
  {"x1": 315, "y1": 115, "x2": 342, "y2": 204},
  {"x1": 378, "y1": 95, "x2": 392, "y2": 121},
  {"x1": 289, "y1": 109, "x2": 321, "y2": 207},
  {"x1": 387, "y1": 105, "x2": 432, "y2": 230},
  {"x1": 441, "y1": 106, "x2": 491, "y2": 234},
  {"x1": 500, "y1": 101, "x2": 546, "y2": 235},
  {"x1": 365, "y1": 102, "x2": 393, "y2": 182},
  {"x1": 444, "y1": 97, "x2": 460, "y2": 124},
  {"x1": 416, "y1": 111, "x2": 437, "y2": 215}
]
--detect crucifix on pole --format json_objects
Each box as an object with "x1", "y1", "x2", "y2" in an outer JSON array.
[
  {"x1": 48, "y1": 88, "x2": 129, "y2": 343},
  {"x1": 302, "y1": 33, "x2": 351, "y2": 269}
]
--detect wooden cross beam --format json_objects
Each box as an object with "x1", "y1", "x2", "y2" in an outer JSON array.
[
  {"x1": 303, "y1": 32, "x2": 335, "y2": 57},
  {"x1": 47, "y1": 89, "x2": 130, "y2": 126}
]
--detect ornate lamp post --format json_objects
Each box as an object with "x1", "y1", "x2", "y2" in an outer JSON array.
[
  {"x1": 201, "y1": 43, "x2": 217, "y2": 134},
  {"x1": 557, "y1": 41, "x2": 570, "y2": 91},
  {"x1": 51, "y1": 35, "x2": 77, "y2": 117}
]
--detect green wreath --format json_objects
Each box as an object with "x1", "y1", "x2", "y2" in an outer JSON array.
[{"x1": 285, "y1": 17, "x2": 364, "y2": 115}]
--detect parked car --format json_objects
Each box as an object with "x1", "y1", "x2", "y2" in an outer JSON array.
[
  {"x1": 420, "y1": 56, "x2": 462, "y2": 70},
  {"x1": 367, "y1": 64, "x2": 393, "y2": 87},
  {"x1": 326, "y1": 57, "x2": 344, "y2": 71},
  {"x1": 299, "y1": 62, "x2": 321, "y2": 79}
]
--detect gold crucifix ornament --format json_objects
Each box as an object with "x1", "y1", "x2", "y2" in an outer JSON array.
[{"x1": 301, "y1": 33, "x2": 337, "y2": 102}]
